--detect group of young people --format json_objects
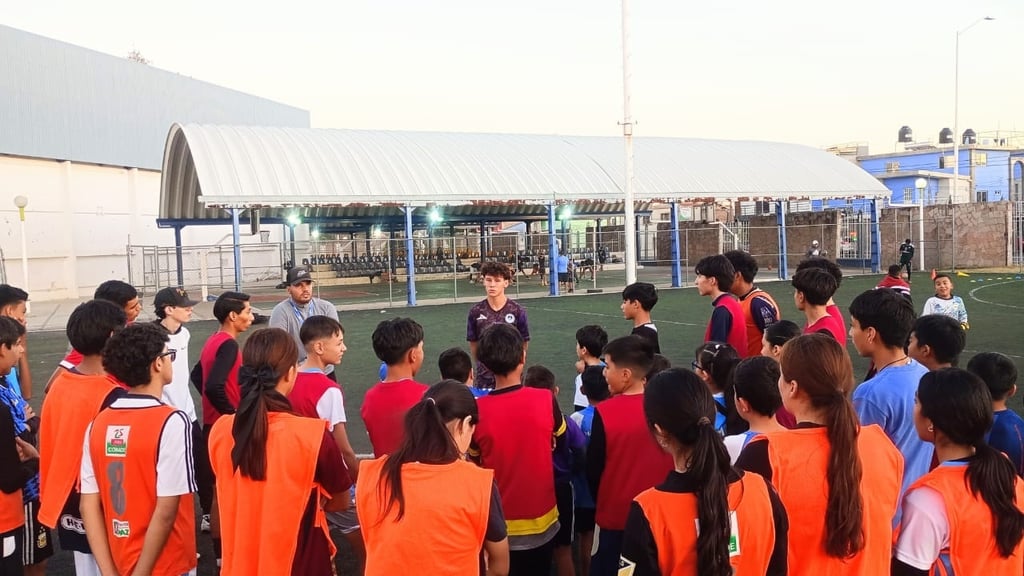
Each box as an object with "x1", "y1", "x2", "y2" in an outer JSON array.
[{"x1": 0, "y1": 248, "x2": 1021, "y2": 576}]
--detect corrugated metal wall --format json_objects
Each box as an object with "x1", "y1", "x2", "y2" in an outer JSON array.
[{"x1": 0, "y1": 25, "x2": 310, "y2": 170}]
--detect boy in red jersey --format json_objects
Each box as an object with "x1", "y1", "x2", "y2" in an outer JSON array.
[
  {"x1": 195, "y1": 291, "x2": 253, "y2": 565},
  {"x1": 289, "y1": 315, "x2": 364, "y2": 572},
  {"x1": 80, "y1": 323, "x2": 196, "y2": 576},
  {"x1": 586, "y1": 335, "x2": 673, "y2": 576},
  {"x1": 791, "y1": 267, "x2": 846, "y2": 344},
  {"x1": 361, "y1": 318, "x2": 429, "y2": 457},
  {"x1": 794, "y1": 258, "x2": 847, "y2": 336},
  {"x1": 694, "y1": 255, "x2": 748, "y2": 356},
  {"x1": 471, "y1": 323, "x2": 566, "y2": 576}
]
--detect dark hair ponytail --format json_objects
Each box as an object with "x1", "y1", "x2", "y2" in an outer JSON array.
[
  {"x1": 231, "y1": 328, "x2": 297, "y2": 481},
  {"x1": 645, "y1": 368, "x2": 733, "y2": 576},
  {"x1": 695, "y1": 342, "x2": 746, "y2": 435},
  {"x1": 378, "y1": 380, "x2": 479, "y2": 521},
  {"x1": 780, "y1": 334, "x2": 865, "y2": 558},
  {"x1": 919, "y1": 368, "x2": 1024, "y2": 557}
]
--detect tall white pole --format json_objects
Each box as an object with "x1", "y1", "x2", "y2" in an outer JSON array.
[
  {"x1": 952, "y1": 30, "x2": 960, "y2": 271},
  {"x1": 13, "y1": 196, "x2": 29, "y2": 313},
  {"x1": 621, "y1": 0, "x2": 637, "y2": 285},
  {"x1": 952, "y1": 17, "x2": 994, "y2": 272}
]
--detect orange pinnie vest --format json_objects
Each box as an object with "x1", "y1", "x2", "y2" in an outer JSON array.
[
  {"x1": 357, "y1": 457, "x2": 493, "y2": 576},
  {"x1": 89, "y1": 404, "x2": 196, "y2": 576},
  {"x1": 739, "y1": 289, "x2": 779, "y2": 357},
  {"x1": 763, "y1": 425, "x2": 903, "y2": 575},
  {"x1": 209, "y1": 411, "x2": 332, "y2": 575},
  {"x1": 0, "y1": 488, "x2": 23, "y2": 533},
  {"x1": 634, "y1": 472, "x2": 776, "y2": 575},
  {"x1": 906, "y1": 464, "x2": 1024, "y2": 576},
  {"x1": 39, "y1": 370, "x2": 119, "y2": 528}
]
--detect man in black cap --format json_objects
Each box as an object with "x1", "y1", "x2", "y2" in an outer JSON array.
[{"x1": 269, "y1": 266, "x2": 340, "y2": 375}]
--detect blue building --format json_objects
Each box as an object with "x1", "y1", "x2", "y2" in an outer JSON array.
[{"x1": 854, "y1": 130, "x2": 1024, "y2": 206}]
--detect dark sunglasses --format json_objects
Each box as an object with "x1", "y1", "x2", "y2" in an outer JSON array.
[{"x1": 157, "y1": 349, "x2": 177, "y2": 362}]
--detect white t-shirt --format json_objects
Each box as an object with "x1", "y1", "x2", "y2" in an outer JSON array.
[
  {"x1": 315, "y1": 385, "x2": 347, "y2": 432},
  {"x1": 573, "y1": 361, "x2": 606, "y2": 408},
  {"x1": 893, "y1": 484, "x2": 949, "y2": 569},
  {"x1": 160, "y1": 324, "x2": 197, "y2": 423},
  {"x1": 80, "y1": 395, "x2": 196, "y2": 498}
]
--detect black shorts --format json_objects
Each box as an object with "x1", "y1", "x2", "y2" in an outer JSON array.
[
  {"x1": 55, "y1": 492, "x2": 90, "y2": 554},
  {"x1": 558, "y1": 272, "x2": 569, "y2": 283},
  {"x1": 574, "y1": 506, "x2": 596, "y2": 534},
  {"x1": 21, "y1": 500, "x2": 54, "y2": 566},
  {"x1": 553, "y1": 482, "x2": 574, "y2": 546},
  {"x1": 0, "y1": 525, "x2": 22, "y2": 576}
]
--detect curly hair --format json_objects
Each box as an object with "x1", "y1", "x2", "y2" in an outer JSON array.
[{"x1": 102, "y1": 323, "x2": 169, "y2": 387}]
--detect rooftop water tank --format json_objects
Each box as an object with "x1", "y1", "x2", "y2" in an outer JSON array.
[
  {"x1": 939, "y1": 128, "x2": 953, "y2": 144},
  {"x1": 898, "y1": 126, "x2": 914, "y2": 143},
  {"x1": 962, "y1": 129, "x2": 977, "y2": 145}
]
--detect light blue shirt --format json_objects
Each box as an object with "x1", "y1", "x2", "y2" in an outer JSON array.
[{"x1": 853, "y1": 359, "x2": 931, "y2": 499}]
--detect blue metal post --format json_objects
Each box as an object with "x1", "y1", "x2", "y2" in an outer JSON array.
[
  {"x1": 869, "y1": 198, "x2": 882, "y2": 273},
  {"x1": 405, "y1": 206, "x2": 417, "y2": 306},
  {"x1": 669, "y1": 202, "x2": 682, "y2": 287},
  {"x1": 548, "y1": 204, "x2": 559, "y2": 295},
  {"x1": 173, "y1": 225, "x2": 185, "y2": 287},
  {"x1": 775, "y1": 201, "x2": 788, "y2": 280},
  {"x1": 231, "y1": 208, "x2": 242, "y2": 291}
]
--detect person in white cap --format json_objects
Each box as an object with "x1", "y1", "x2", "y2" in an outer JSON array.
[
  {"x1": 806, "y1": 239, "x2": 826, "y2": 259},
  {"x1": 269, "y1": 266, "x2": 340, "y2": 377}
]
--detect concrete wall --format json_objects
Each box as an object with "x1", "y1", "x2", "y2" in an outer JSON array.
[
  {"x1": 655, "y1": 222, "x2": 723, "y2": 266},
  {"x1": 879, "y1": 202, "x2": 1012, "y2": 271},
  {"x1": 0, "y1": 155, "x2": 286, "y2": 300},
  {"x1": 747, "y1": 211, "x2": 839, "y2": 270}
]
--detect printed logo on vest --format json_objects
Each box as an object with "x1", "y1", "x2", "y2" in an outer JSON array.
[
  {"x1": 728, "y1": 511, "x2": 741, "y2": 557},
  {"x1": 60, "y1": 514, "x2": 86, "y2": 534},
  {"x1": 504, "y1": 313, "x2": 515, "y2": 323},
  {"x1": 617, "y1": 557, "x2": 636, "y2": 576},
  {"x1": 112, "y1": 519, "x2": 130, "y2": 538},
  {"x1": 105, "y1": 426, "x2": 130, "y2": 457}
]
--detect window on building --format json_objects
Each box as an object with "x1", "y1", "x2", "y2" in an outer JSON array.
[
  {"x1": 902, "y1": 188, "x2": 914, "y2": 202},
  {"x1": 885, "y1": 161, "x2": 900, "y2": 172},
  {"x1": 972, "y1": 153, "x2": 988, "y2": 166},
  {"x1": 976, "y1": 190, "x2": 989, "y2": 202},
  {"x1": 939, "y1": 156, "x2": 955, "y2": 169}
]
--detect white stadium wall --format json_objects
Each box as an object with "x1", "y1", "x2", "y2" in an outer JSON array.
[{"x1": 0, "y1": 155, "x2": 285, "y2": 301}]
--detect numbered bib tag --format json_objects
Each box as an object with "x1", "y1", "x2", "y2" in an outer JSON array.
[{"x1": 728, "y1": 511, "x2": 741, "y2": 557}]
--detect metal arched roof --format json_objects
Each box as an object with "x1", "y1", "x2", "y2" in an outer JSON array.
[{"x1": 160, "y1": 124, "x2": 888, "y2": 220}]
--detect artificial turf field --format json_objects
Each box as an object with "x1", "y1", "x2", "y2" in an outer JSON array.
[{"x1": 25, "y1": 270, "x2": 1024, "y2": 575}]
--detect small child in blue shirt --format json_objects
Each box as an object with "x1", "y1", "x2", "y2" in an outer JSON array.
[
  {"x1": 968, "y1": 352, "x2": 1024, "y2": 477},
  {"x1": 524, "y1": 365, "x2": 584, "y2": 576},
  {"x1": 569, "y1": 365, "x2": 609, "y2": 576}
]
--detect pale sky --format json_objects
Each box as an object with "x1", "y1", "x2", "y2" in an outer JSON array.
[{"x1": 4, "y1": 0, "x2": 1020, "y2": 154}]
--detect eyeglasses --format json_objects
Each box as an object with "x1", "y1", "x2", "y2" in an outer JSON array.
[
  {"x1": 691, "y1": 361, "x2": 702, "y2": 371},
  {"x1": 158, "y1": 350, "x2": 177, "y2": 362}
]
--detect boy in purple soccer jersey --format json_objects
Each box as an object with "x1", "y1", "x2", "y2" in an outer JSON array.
[{"x1": 467, "y1": 261, "x2": 530, "y2": 390}]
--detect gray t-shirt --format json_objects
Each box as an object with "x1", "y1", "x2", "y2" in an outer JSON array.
[{"x1": 269, "y1": 297, "x2": 340, "y2": 372}]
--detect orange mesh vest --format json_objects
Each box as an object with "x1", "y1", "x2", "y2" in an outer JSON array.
[
  {"x1": 634, "y1": 472, "x2": 776, "y2": 575},
  {"x1": 39, "y1": 370, "x2": 119, "y2": 528},
  {"x1": 739, "y1": 289, "x2": 780, "y2": 357},
  {"x1": 89, "y1": 403, "x2": 196, "y2": 576},
  {"x1": 764, "y1": 425, "x2": 903, "y2": 575},
  {"x1": 0, "y1": 487, "x2": 23, "y2": 533},
  {"x1": 357, "y1": 457, "x2": 493, "y2": 576},
  {"x1": 906, "y1": 464, "x2": 1024, "y2": 576},
  {"x1": 209, "y1": 412, "x2": 332, "y2": 575}
]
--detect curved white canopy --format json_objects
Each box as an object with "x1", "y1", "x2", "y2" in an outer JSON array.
[{"x1": 160, "y1": 124, "x2": 888, "y2": 220}]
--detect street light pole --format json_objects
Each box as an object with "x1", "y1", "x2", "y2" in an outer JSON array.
[
  {"x1": 13, "y1": 196, "x2": 29, "y2": 313},
  {"x1": 915, "y1": 178, "x2": 927, "y2": 272},
  {"x1": 621, "y1": 0, "x2": 637, "y2": 285},
  {"x1": 952, "y1": 16, "x2": 994, "y2": 271}
]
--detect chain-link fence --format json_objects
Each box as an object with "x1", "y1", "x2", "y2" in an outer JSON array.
[{"x1": 127, "y1": 203, "x2": 1018, "y2": 308}]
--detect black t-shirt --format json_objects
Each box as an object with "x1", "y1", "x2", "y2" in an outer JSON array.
[{"x1": 631, "y1": 324, "x2": 660, "y2": 354}]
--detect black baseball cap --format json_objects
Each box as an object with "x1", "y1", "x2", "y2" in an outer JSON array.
[
  {"x1": 154, "y1": 287, "x2": 199, "y2": 309},
  {"x1": 286, "y1": 266, "x2": 314, "y2": 286}
]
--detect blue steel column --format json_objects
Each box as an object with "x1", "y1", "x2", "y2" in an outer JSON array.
[
  {"x1": 174, "y1": 225, "x2": 185, "y2": 287},
  {"x1": 775, "y1": 201, "x2": 788, "y2": 280},
  {"x1": 548, "y1": 204, "x2": 559, "y2": 296},
  {"x1": 869, "y1": 198, "x2": 882, "y2": 273},
  {"x1": 405, "y1": 206, "x2": 417, "y2": 306},
  {"x1": 669, "y1": 202, "x2": 682, "y2": 287},
  {"x1": 231, "y1": 209, "x2": 242, "y2": 291}
]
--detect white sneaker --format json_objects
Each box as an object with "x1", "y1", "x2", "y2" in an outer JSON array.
[{"x1": 201, "y1": 514, "x2": 211, "y2": 533}]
